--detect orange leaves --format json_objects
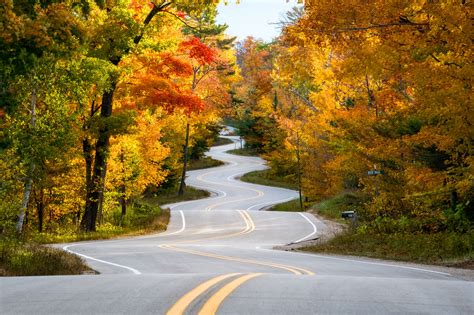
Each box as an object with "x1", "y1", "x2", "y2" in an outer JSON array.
[
  {"x1": 270, "y1": 0, "x2": 474, "y2": 217},
  {"x1": 155, "y1": 53, "x2": 194, "y2": 77},
  {"x1": 121, "y1": 49, "x2": 204, "y2": 115},
  {"x1": 149, "y1": 88, "x2": 204, "y2": 114},
  {"x1": 128, "y1": 0, "x2": 156, "y2": 21},
  {"x1": 123, "y1": 37, "x2": 219, "y2": 115},
  {"x1": 179, "y1": 37, "x2": 217, "y2": 65},
  {"x1": 129, "y1": 0, "x2": 154, "y2": 12}
]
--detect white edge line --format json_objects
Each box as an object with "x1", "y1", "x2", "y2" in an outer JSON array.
[
  {"x1": 294, "y1": 213, "x2": 318, "y2": 243},
  {"x1": 63, "y1": 245, "x2": 141, "y2": 275},
  {"x1": 255, "y1": 248, "x2": 451, "y2": 276},
  {"x1": 164, "y1": 210, "x2": 186, "y2": 236},
  {"x1": 308, "y1": 254, "x2": 453, "y2": 276},
  {"x1": 246, "y1": 196, "x2": 297, "y2": 211}
]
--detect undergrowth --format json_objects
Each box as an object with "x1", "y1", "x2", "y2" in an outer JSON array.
[
  {"x1": 227, "y1": 147, "x2": 260, "y2": 157},
  {"x1": 239, "y1": 169, "x2": 298, "y2": 190},
  {"x1": 188, "y1": 157, "x2": 224, "y2": 171},
  {"x1": 0, "y1": 240, "x2": 92, "y2": 276},
  {"x1": 303, "y1": 230, "x2": 474, "y2": 266}
]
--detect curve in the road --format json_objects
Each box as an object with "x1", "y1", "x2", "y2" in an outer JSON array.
[{"x1": 3, "y1": 131, "x2": 473, "y2": 315}]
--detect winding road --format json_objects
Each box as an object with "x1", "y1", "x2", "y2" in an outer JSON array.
[{"x1": 2, "y1": 132, "x2": 473, "y2": 314}]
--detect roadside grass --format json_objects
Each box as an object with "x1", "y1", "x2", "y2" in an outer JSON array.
[
  {"x1": 301, "y1": 230, "x2": 474, "y2": 267},
  {"x1": 238, "y1": 169, "x2": 302, "y2": 211},
  {"x1": 1, "y1": 206, "x2": 169, "y2": 276},
  {"x1": 148, "y1": 186, "x2": 210, "y2": 206},
  {"x1": 239, "y1": 169, "x2": 298, "y2": 190},
  {"x1": 188, "y1": 157, "x2": 224, "y2": 171},
  {"x1": 0, "y1": 240, "x2": 93, "y2": 276},
  {"x1": 269, "y1": 199, "x2": 304, "y2": 212},
  {"x1": 28, "y1": 176, "x2": 210, "y2": 244},
  {"x1": 212, "y1": 137, "x2": 234, "y2": 146},
  {"x1": 227, "y1": 147, "x2": 260, "y2": 157},
  {"x1": 1, "y1": 135, "x2": 228, "y2": 277},
  {"x1": 311, "y1": 192, "x2": 367, "y2": 221},
  {"x1": 298, "y1": 192, "x2": 473, "y2": 268},
  {"x1": 30, "y1": 202, "x2": 171, "y2": 244},
  {"x1": 187, "y1": 137, "x2": 233, "y2": 171},
  {"x1": 1, "y1": 183, "x2": 211, "y2": 276}
]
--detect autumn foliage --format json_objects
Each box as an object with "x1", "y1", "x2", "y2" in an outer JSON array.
[
  {"x1": 232, "y1": 2, "x2": 473, "y2": 233},
  {"x1": 0, "y1": 0, "x2": 233, "y2": 235},
  {"x1": 0, "y1": 0, "x2": 471, "y2": 242}
]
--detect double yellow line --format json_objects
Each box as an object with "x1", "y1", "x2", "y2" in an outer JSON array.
[
  {"x1": 163, "y1": 210, "x2": 314, "y2": 314},
  {"x1": 159, "y1": 244, "x2": 313, "y2": 275},
  {"x1": 159, "y1": 210, "x2": 313, "y2": 275},
  {"x1": 166, "y1": 273, "x2": 263, "y2": 315},
  {"x1": 194, "y1": 210, "x2": 255, "y2": 242},
  {"x1": 165, "y1": 210, "x2": 255, "y2": 245}
]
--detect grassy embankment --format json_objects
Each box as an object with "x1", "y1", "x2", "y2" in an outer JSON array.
[
  {"x1": 226, "y1": 147, "x2": 260, "y2": 156},
  {"x1": 0, "y1": 241, "x2": 94, "y2": 276},
  {"x1": 238, "y1": 169, "x2": 302, "y2": 212},
  {"x1": 1, "y1": 199, "x2": 172, "y2": 276},
  {"x1": 187, "y1": 137, "x2": 233, "y2": 170},
  {"x1": 237, "y1": 169, "x2": 473, "y2": 267},
  {"x1": 1, "y1": 140, "x2": 228, "y2": 276},
  {"x1": 309, "y1": 193, "x2": 473, "y2": 267},
  {"x1": 188, "y1": 157, "x2": 223, "y2": 170},
  {"x1": 212, "y1": 137, "x2": 234, "y2": 146}
]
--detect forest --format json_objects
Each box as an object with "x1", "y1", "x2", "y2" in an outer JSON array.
[{"x1": 1, "y1": 0, "x2": 472, "y2": 273}]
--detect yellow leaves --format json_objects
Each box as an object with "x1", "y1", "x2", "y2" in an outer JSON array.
[
  {"x1": 106, "y1": 111, "x2": 171, "y2": 200},
  {"x1": 254, "y1": 96, "x2": 274, "y2": 117},
  {"x1": 47, "y1": 157, "x2": 86, "y2": 221},
  {"x1": 405, "y1": 165, "x2": 445, "y2": 193},
  {"x1": 408, "y1": 126, "x2": 455, "y2": 153}
]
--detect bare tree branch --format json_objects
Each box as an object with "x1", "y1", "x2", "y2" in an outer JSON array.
[
  {"x1": 162, "y1": 10, "x2": 198, "y2": 30},
  {"x1": 286, "y1": 86, "x2": 319, "y2": 112}
]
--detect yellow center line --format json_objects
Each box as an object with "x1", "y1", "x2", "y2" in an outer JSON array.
[
  {"x1": 159, "y1": 210, "x2": 314, "y2": 275},
  {"x1": 159, "y1": 244, "x2": 314, "y2": 275},
  {"x1": 166, "y1": 273, "x2": 241, "y2": 315},
  {"x1": 240, "y1": 210, "x2": 255, "y2": 232},
  {"x1": 167, "y1": 210, "x2": 253, "y2": 245},
  {"x1": 198, "y1": 273, "x2": 264, "y2": 315}
]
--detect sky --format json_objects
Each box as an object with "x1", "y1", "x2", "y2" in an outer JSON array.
[{"x1": 216, "y1": 0, "x2": 302, "y2": 42}]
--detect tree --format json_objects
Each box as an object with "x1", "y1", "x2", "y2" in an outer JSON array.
[
  {"x1": 106, "y1": 113, "x2": 169, "y2": 218},
  {"x1": 81, "y1": 1, "x2": 218, "y2": 231},
  {"x1": 270, "y1": 0, "x2": 473, "y2": 228},
  {"x1": 1, "y1": 0, "x2": 87, "y2": 233},
  {"x1": 177, "y1": 37, "x2": 218, "y2": 196}
]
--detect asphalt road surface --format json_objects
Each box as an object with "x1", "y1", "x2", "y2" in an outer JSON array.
[{"x1": 2, "y1": 132, "x2": 473, "y2": 314}]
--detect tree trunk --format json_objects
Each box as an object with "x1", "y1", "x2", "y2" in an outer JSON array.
[
  {"x1": 178, "y1": 123, "x2": 190, "y2": 196},
  {"x1": 36, "y1": 188, "x2": 44, "y2": 233},
  {"x1": 120, "y1": 150, "x2": 126, "y2": 217},
  {"x1": 81, "y1": 84, "x2": 115, "y2": 231},
  {"x1": 120, "y1": 184, "x2": 126, "y2": 217},
  {"x1": 16, "y1": 88, "x2": 37, "y2": 234},
  {"x1": 80, "y1": 3, "x2": 166, "y2": 231},
  {"x1": 83, "y1": 138, "x2": 93, "y2": 190},
  {"x1": 295, "y1": 132, "x2": 304, "y2": 211},
  {"x1": 97, "y1": 160, "x2": 107, "y2": 225}
]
